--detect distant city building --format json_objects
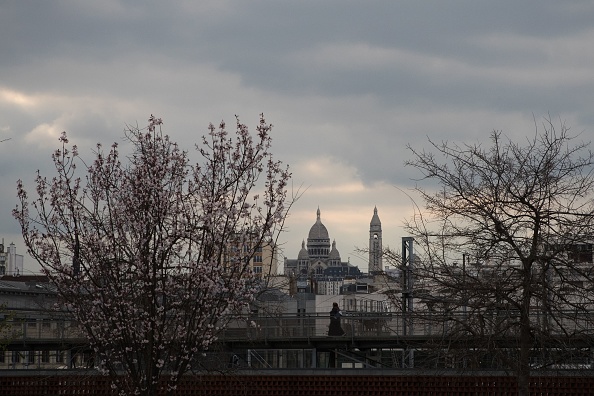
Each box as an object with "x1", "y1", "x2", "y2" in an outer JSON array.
[
  {"x1": 223, "y1": 237, "x2": 278, "y2": 278},
  {"x1": 0, "y1": 240, "x2": 24, "y2": 277},
  {"x1": 316, "y1": 278, "x2": 343, "y2": 295},
  {"x1": 283, "y1": 207, "x2": 365, "y2": 281},
  {"x1": 251, "y1": 240, "x2": 278, "y2": 278},
  {"x1": 368, "y1": 206, "x2": 383, "y2": 274}
]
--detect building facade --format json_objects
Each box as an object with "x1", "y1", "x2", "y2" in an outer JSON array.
[
  {"x1": 0, "y1": 240, "x2": 24, "y2": 277},
  {"x1": 283, "y1": 207, "x2": 377, "y2": 281},
  {"x1": 251, "y1": 241, "x2": 278, "y2": 278},
  {"x1": 223, "y1": 236, "x2": 279, "y2": 279}
]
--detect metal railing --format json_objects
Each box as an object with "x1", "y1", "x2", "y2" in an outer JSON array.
[
  {"x1": 3, "y1": 310, "x2": 594, "y2": 345},
  {"x1": 3, "y1": 311, "x2": 594, "y2": 371}
]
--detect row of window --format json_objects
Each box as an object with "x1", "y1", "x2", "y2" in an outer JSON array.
[
  {"x1": 8, "y1": 318, "x2": 65, "y2": 330},
  {"x1": 0, "y1": 350, "x2": 65, "y2": 364},
  {"x1": 308, "y1": 248, "x2": 329, "y2": 256},
  {"x1": 242, "y1": 246, "x2": 264, "y2": 253},
  {"x1": 344, "y1": 299, "x2": 388, "y2": 312},
  {"x1": 22, "y1": 319, "x2": 53, "y2": 328}
]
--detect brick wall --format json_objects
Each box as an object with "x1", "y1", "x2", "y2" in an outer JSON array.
[{"x1": 1, "y1": 373, "x2": 593, "y2": 395}]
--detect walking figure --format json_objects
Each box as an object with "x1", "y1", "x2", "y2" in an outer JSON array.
[{"x1": 328, "y1": 302, "x2": 345, "y2": 336}]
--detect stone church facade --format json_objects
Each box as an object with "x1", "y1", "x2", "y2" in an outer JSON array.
[{"x1": 283, "y1": 207, "x2": 383, "y2": 279}]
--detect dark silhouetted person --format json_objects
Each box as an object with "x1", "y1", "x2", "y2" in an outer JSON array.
[{"x1": 328, "y1": 302, "x2": 345, "y2": 336}]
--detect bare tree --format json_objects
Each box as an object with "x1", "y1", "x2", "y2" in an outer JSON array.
[
  {"x1": 13, "y1": 114, "x2": 292, "y2": 395},
  {"x1": 404, "y1": 119, "x2": 594, "y2": 395}
]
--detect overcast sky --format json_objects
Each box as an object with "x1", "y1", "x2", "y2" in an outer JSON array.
[{"x1": 2, "y1": 1, "x2": 594, "y2": 274}]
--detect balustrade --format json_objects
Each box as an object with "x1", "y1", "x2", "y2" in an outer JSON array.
[{"x1": 4, "y1": 311, "x2": 594, "y2": 345}]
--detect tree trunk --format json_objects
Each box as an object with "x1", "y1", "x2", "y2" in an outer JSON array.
[{"x1": 517, "y1": 274, "x2": 532, "y2": 396}]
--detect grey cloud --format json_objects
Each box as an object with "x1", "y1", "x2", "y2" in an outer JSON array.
[{"x1": 2, "y1": 0, "x2": 594, "y2": 270}]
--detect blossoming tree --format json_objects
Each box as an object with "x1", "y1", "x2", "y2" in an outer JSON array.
[{"x1": 14, "y1": 114, "x2": 292, "y2": 395}]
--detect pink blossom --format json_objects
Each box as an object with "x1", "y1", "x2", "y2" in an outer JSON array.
[{"x1": 14, "y1": 113, "x2": 293, "y2": 396}]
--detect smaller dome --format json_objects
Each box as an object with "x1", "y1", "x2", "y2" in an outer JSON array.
[
  {"x1": 329, "y1": 240, "x2": 340, "y2": 260},
  {"x1": 298, "y1": 240, "x2": 309, "y2": 260}
]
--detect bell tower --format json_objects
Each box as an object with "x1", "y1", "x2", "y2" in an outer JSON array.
[{"x1": 369, "y1": 206, "x2": 382, "y2": 273}]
